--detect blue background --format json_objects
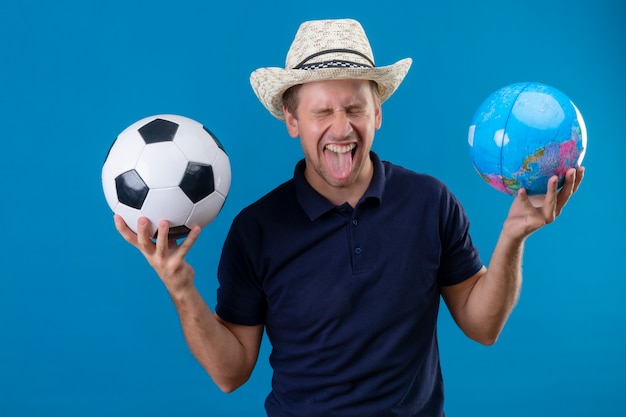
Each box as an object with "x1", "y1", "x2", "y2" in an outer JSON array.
[{"x1": 2, "y1": 0, "x2": 624, "y2": 415}]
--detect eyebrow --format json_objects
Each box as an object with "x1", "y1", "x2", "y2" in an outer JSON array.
[{"x1": 310, "y1": 102, "x2": 367, "y2": 113}]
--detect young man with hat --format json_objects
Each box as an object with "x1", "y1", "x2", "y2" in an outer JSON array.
[{"x1": 115, "y1": 18, "x2": 584, "y2": 416}]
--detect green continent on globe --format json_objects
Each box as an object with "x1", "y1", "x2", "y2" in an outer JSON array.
[
  {"x1": 479, "y1": 132, "x2": 583, "y2": 195},
  {"x1": 476, "y1": 171, "x2": 518, "y2": 195},
  {"x1": 508, "y1": 135, "x2": 581, "y2": 194}
]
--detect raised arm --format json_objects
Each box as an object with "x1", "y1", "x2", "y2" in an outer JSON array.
[
  {"x1": 114, "y1": 215, "x2": 263, "y2": 392},
  {"x1": 441, "y1": 167, "x2": 584, "y2": 345}
]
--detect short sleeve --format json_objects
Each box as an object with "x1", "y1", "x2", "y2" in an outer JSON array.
[
  {"x1": 436, "y1": 189, "x2": 484, "y2": 286},
  {"x1": 215, "y1": 214, "x2": 267, "y2": 326}
]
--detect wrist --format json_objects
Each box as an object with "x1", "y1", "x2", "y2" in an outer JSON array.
[
  {"x1": 498, "y1": 223, "x2": 528, "y2": 251},
  {"x1": 163, "y1": 270, "x2": 197, "y2": 302}
]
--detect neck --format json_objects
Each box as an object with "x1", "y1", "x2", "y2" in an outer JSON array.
[{"x1": 306, "y1": 158, "x2": 374, "y2": 208}]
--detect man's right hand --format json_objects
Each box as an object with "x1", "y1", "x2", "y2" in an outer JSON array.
[{"x1": 114, "y1": 215, "x2": 201, "y2": 296}]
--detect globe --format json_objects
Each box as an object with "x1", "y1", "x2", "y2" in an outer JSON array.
[{"x1": 468, "y1": 82, "x2": 587, "y2": 200}]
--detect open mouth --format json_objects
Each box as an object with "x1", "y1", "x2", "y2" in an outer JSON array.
[
  {"x1": 323, "y1": 143, "x2": 356, "y2": 179},
  {"x1": 325, "y1": 143, "x2": 357, "y2": 156}
]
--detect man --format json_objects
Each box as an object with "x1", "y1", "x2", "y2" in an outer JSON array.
[{"x1": 115, "y1": 18, "x2": 584, "y2": 416}]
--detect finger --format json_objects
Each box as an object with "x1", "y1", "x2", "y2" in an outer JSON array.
[
  {"x1": 136, "y1": 216, "x2": 156, "y2": 252},
  {"x1": 155, "y1": 220, "x2": 171, "y2": 258},
  {"x1": 114, "y1": 214, "x2": 139, "y2": 246},
  {"x1": 176, "y1": 225, "x2": 202, "y2": 258},
  {"x1": 516, "y1": 187, "x2": 532, "y2": 209},
  {"x1": 554, "y1": 169, "x2": 577, "y2": 215},
  {"x1": 572, "y1": 166, "x2": 585, "y2": 194},
  {"x1": 542, "y1": 175, "x2": 560, "y2": 221}
]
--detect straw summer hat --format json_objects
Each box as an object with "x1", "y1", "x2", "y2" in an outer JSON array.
[{"x1": 250, "y1": 18, "x2": 413, "y2": 121}]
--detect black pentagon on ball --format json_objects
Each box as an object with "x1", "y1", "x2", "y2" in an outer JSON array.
[
  {"x1": 115, "y1": 169, "x2": 149, "y2": 209},
  {"x1": 154, "y1": 225, "x2": 191, "y2": 241},
  {"x1": 138, "y1": 118, "x2": 179, "y2": 144},
  {"x1": 179, "y1": 162, "x2": 215, "y2": 203}
]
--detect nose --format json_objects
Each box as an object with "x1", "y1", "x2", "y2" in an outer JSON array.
[{"x1": 328, "y1": 111, "x2": 353, "y2": 139}]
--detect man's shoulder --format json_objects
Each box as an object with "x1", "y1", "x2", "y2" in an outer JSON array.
[
  {"x1": 382, "y1": 160, "x2": 449, "y2": 194},
  {"x1": 252, "y1": 178, "x2": 296, "y2": 207},
  {"x1": 233, "y1": 178, "x2": 298, "y2": 225}
]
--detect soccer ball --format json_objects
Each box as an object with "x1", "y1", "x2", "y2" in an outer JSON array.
[{"x1": 102, "y1": 114, "x2": 231, "y2": 239}]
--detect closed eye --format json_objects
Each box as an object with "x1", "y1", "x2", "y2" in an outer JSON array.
[
  {"x1": 312, "y1": 108, "x2": 334, "y2": 117},
  {"x1": 345, "y1": 105, "x2": 367, "y2": 115}
]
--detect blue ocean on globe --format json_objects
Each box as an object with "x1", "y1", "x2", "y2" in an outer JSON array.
[{"x1": 468, "y1": 82, "x2": 587, "y2": 196}]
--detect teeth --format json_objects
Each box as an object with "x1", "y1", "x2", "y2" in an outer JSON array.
[{"x1": 325, "y1": 143, "x2": 356, "y2": 154}]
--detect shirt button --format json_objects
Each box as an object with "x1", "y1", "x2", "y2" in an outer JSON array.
[
  {"x1": 352, "y1": 219, "x2": 358, "y2": 226},
  {"x1": 354, "y1": 247, "x2": 362, "y2": 255}
]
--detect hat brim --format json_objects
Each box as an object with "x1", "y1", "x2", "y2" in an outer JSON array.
[{"x1": 250, "y1": 58, "x2": 412, "y2": 121}]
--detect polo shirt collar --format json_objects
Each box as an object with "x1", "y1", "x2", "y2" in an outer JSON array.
[{"x1": 294, "y1": 151, "x2": 386, "y2": 221}]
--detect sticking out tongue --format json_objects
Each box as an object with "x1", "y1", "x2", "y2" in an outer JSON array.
[{"x1": 324, "y1": 145, "x2": 353, "y2": 180}]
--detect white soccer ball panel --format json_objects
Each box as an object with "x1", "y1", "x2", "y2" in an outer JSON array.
[
  {"x1": 141, "y1": 187, "x2": 194, "y2": 228},
  {"x1": 135, "y1": 142, "x2": 187, "y2": 188},
  {"x1": 115, "y1": 203, "x2": 144, "y2": 235},
  {"x1": 212, "y1": 150, "x2": 232, "y2": 196},
  {"x1": 101, "y1": 163, "x2": 120, "y2": 211},
  {"x1": 174, "y1": 122, "x2": 220, "y2": 164},
  {"x1": 187, "y1": 192, "x2": 226, "y2": 229},
  {"x1": 103, "y1": 132, "x2": 145, "y2": 176}
]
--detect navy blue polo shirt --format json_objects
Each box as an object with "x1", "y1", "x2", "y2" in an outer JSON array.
[{"x1": 216, "y1": 152, "x2": 483, "y2": 417}]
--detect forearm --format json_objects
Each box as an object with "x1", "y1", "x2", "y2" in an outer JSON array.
[
  {"x1": 451, "y1": 171, "x2": 583, "y2": 344},
  {"x1": 169, "y1": 284, "x2": 254, "y2": 392},
  {"x1": 115, "y1": 218, "x2": 257, "y2": 392},
  {"x1": 464, "y1": 233, "x2": 524, "y2": 344}
]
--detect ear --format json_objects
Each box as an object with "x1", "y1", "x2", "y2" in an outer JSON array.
[{"x1": 284, "y1": 106, "x2": 299, "y2": 138}]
